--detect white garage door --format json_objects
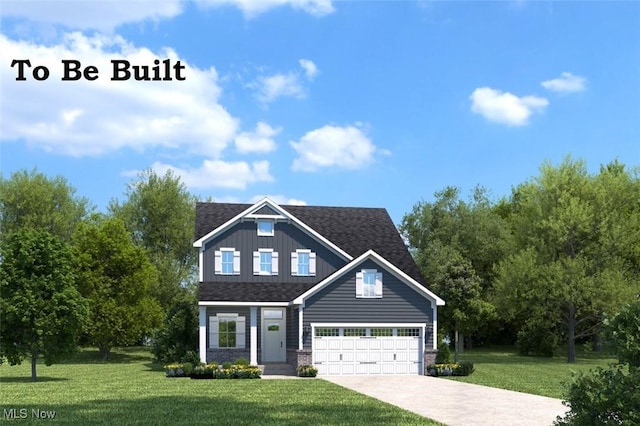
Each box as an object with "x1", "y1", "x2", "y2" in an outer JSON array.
[{"x1": 312, "y1": 326, "x2": 423, "y2": 375}]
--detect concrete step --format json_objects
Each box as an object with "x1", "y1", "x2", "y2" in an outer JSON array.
[{"x1": 259, "y1": 363, "x2": 296, "y2": 376}]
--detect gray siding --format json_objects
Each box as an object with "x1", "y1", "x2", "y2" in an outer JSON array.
[
  {"x1": 254, "y1": 205, "x2": 279, "y2": 215},
  {"x1": 302, "y1": 259, "x2": 434, "y2": 349},
  {"x1": 286, "y1": 306, "x2": 298, "y2": 349},
  {"x1": 202, "y1": 221, "x2": 345, "y2": 283}
]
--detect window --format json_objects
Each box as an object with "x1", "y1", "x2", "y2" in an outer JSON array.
[
  {"x1": 371, "y1": 328, "x2": 393, "y2": 337},
  {"x1": 355, "y1": 269, "x2": 383, "y2": 298},
  {"x1": 209, "y1": 314, "x2": 246, "y2": 349},
  {"x1": 253, "y1": 249, "x2": 278, "y2": 275},
  {"x1": 397, "y1": 328, "x2": 420, "y2": 337},
  {"x1": 290, "y1": 250, "x2": 316, "y2": 276},
  {"x1": 315, "y1": 328, "x2": 339, "y2": 337},
  {"x1": 257, "y1": 220, "x2": 274, "y2": 236},
  {"x1": 343, "y1": 328, "x2": 366, "y2": 337},
  {"x1": 214, "y1": 248, "x2": 240, "y2": 275}
]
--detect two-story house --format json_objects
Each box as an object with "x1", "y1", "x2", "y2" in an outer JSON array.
[{"x1": 194, "y1": 198, "x2": 444, "y2": 375}]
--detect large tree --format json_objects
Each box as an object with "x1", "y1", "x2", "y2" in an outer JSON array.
[
  {"x1": 109, "y1": 169, "x2": 198, "y2": 311},
  {"x1": 0, "y1": 168, "x2": 91, "y2": 241},
  {"x1": 0, "y1": 229, "x2": 88, "y2": 381},
  {"x1": 400, "y1": 186, "x2": 513, "y2": 345},
  {"x1": 73, "y1": 216, "x2": 163, "y2": 360},
  {"x1": 494, "y1": 157, "x2": 640, "y2": 362}
]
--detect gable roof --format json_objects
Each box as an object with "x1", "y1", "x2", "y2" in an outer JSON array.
[
  {"x1": 293, "y1": 250, "x2": 444, "y2": 306},
  {"x1": 194, "y1": 198, "x2": 426, "y2": 285}
]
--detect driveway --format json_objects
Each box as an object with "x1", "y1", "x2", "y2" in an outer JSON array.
[{"x1": 323, "y1": 375, "x2": 567, "y2": 426}]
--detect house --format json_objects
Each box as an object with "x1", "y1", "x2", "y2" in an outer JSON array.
[{"x1": 194, "y1": 198, "x2": 444, "y2": 375}]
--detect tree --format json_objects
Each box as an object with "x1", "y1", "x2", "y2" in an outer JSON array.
[
  {"x1": 495, "y1": 157, "x2": 640, "y2": 362},
  {"x1": 109, "y1": 169, "x2": 198, "y2": 311},
  {"x1": 555, "y1": 300, "x2": 640, "y2": 425},
  {"x1": 434, "y1": 256, "x2": 496, "y2": 360},
  {"x1": 0, "y1": 229, "x2": 88, "y2": 381},
  {"x1": 151, "y1": 301, "x2": 199, "y2": 364},
  {"x1": 0, "y1": 168, "x2": 91, "y2": 241},
  {"x1": 400, "y1": 186, "x2": 513, "y2": 345},
  {"x1": 73, "y1": 216, "x2": 163, "y2": 360}
]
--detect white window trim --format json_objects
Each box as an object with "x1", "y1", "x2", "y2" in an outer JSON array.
[
  {"x1": 257, "y1": 219, "x2": 274, "y2": 236},
  {"x1": 253, "y1": 248, "x2": 278, "y2": 276},
  {"x1": 291, "y1": 249, "x2": 316, "y2": 277},
  {"x1": 355, "y1": 268, "x2": 383, "y2": 298},
  {"x1": 214, "y1": 247, "x2": 240, "y2": 276},
  {"x1": 209, "y1": 313, "x2": 246, "y2": 349}
]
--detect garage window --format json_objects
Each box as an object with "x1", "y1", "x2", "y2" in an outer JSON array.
[
  {"x1": 355, "y1": 269, "x2": 383, "y2": 298},
  {"x1": 315, "y1": 328, "x2": 339, "y2": 337},
  {"x1": 343, "y1": 328, "x2": 366, "y2": 337},
  {"x1": 397, "y1": 328, "x2": 420, "y2": 337},
  {"x1": 371, "y1": 328, "x2": 393, "y2": 337}
]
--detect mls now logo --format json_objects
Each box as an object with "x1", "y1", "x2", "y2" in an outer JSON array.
[{"x1": 4, "y1": 408, "x2": 57, "y2": 419}]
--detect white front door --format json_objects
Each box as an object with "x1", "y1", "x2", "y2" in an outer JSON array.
[{"x1": 262, "y1": 308, "x2": 286, "y2": 362}]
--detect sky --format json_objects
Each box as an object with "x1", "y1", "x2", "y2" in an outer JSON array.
[{"x1": 2, "y1": 0, "x2": 639, "y2": 225}]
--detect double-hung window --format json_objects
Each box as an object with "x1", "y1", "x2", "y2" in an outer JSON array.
[
  {"x1": 209, "y1": 314, "x2": 246, "y2": 349},
  {"x1": 253, "y1": 249, "x2": 278, "y2": 275},
  {"x1": 355, "y1": 269, "x2": 383, "y2": 298},
  {"x1": 291, "y1": 249, "x2": 316, "y2": 276},
  {"x1": 214, "y1": 248, "x2": 240, "y2": 275}
]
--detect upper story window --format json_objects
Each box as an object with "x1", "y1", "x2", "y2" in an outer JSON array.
[
  {"x1": 257, "y1": 220, "x2": 274, "y2": 236},
  {"x1": 214, "y1": 248, "x2": 240, "y2": 275},
  {"x1": 253, "y1": 249, "x2": 278, "y2": 275},
  {"x1": 291, "y1": 249, "x2": 316, "y2": 276},
  {"x1": 356, "y1": 269, "x2": 383, "y2": 298}
]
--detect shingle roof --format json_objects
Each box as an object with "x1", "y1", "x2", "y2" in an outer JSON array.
[
  {"x1": 199, "y1": 282, "x2": 312, "y2": 302},
  {"x1": 195, "y1": 202, "x2": 425, "y2": 285}
]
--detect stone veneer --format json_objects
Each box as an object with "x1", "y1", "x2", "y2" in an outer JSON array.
[
  {"x1": 206, "y1": 348, "x2": 251, "y2": 364},
  {"x1": 423, "y1": 349, "x2": 437, "y2": 374},
  {"x1": 287, "y1": 348, "x2": 312, "y2": 369}
]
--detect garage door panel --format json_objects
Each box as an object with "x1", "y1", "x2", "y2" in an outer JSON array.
[{"x1": 313, "y1": 327, "x2": 422, "y2": 376}]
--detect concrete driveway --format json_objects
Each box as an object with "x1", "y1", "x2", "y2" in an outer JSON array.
[{"x1": 323, "y1": 375, "x2": 568, "y2": 426}]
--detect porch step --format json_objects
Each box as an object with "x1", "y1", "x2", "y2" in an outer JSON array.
[{"x1": 259, "y1": 363, "x2": 296, "y2": 376}]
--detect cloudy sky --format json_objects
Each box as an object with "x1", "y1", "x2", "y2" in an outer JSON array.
[{"x1": 2, "y1": 1, "x2": 639, "y2": 224}]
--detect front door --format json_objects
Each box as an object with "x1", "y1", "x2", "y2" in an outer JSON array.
[{"x1": 262, "y1": 308, "x2": 286, "y2": 362}]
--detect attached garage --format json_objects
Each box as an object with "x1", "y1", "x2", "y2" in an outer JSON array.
[{"x1": 312, "y1": 325, "x2": 424, "y2": 375}]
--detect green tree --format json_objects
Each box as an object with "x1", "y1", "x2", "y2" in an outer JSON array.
[
  {"x1": 495, "y1": 157, "x2": 640, "y2": 362},
  {"x1": 73, "y1": 216, "x2": 163, "y2": 360},
  {"x1": 0, "y1": 168, "x2": 91, "y2": 241},
  {"x1": 0, "y1": 229, "x2": 88, "y2": 381},
  {"x1": 109, "y1": 169, "x2": 198, "y2": 311}
]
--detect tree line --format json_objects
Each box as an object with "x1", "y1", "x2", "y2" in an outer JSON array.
[
  {"x1": 0, "y1": 169, "x2": 198, "y2": 381},
  {"x1": 400, "y1": 156, "x2": 640, "y2": 363}
]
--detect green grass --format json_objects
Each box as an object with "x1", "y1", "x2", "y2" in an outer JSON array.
[
  {"x1": 449, "y1": 346, "x2": 617, "y2": 399},
  {"x1": 0, "y1": 347, "x2": 441, "y2": 425}
]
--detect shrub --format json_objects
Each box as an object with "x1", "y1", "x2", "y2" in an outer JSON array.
[
  {"x1": 181, "y1": 362, "x2": 194, "y2": 376},
  {"x1": 164, "y1": 363, "x2": 188, "y2": 377},
  {"x1": 426, "y1": 362, "x2": 475, "y2": 377},
  {"x1": 234, "y1": 357, "x2": 250, "y2": 366},
  {"x1": 232, "y1": 365, "x2": 262, "y2": 379},
  {"x1": 180, "y1": 350, "x2": 202, "y2": 366},
  {"x1": 152, "y1": 302, "x2": 198, "y2": 364},
  {"x1": 222, "y1": 361, "x2": 232, "y2": 370},
  {"x1": 435, "y1": 340, "x2": 452, "y2": 364},
  {"x1": 516, "y1": 321, "x2": 558, "y2": 357},
  {"x1": 297, "y1": 365, "x2": 318, "y2": 377}
]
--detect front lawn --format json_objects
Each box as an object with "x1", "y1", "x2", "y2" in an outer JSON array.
[
  {"x1": 0, "y1": 347, "x2": 440, "y2": 425},
  {"x1": 450, "y1": 346, "x2": 616, "y2": 399}
]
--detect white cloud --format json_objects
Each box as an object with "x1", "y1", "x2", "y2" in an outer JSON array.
[
  {"x1": 470, "y1": 87, "x2": 548, "y2": 126},
  {"x1": 235, "y1": 122, "x2": 280, "y2": 154},
  {"x1": 196, "y1": 0, "x2": 334, "y2": 18},
  {"x1": 138, "y1": 160, "x2": 274, "y2": 190},
  {"x1": 541, "y1": 72, "x2": 586, "y2": 93},
  {"x1": 255, "y1": 72, "x2": 305, "y2": 103},
  {"x1": 1, "y1": 0, "x2": 183, "y2": 32},
  {"x1": 0, "y1": 32, "x2": 238, "y2": 157},
  {"x1": 299, "y1": 59, "x2": 318, "y2": 80},
  {"x1": 290, "y1": 124, "x2": 381, "y2": 172},
  {"x1": 248, "y1": 194, "x2": 307, "y2": 205}
]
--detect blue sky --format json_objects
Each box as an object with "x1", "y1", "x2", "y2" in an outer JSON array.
[{"x1": 2, "y1": 1, "x2": 639, "y2": 225}]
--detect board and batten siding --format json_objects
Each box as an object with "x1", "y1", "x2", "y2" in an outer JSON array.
[
  {"x1": 302, "y1": 259, "x2": 434, "y2": 350},
  {"x1": 202, "y1": 221, "x2": 346, "y2": 283}
]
